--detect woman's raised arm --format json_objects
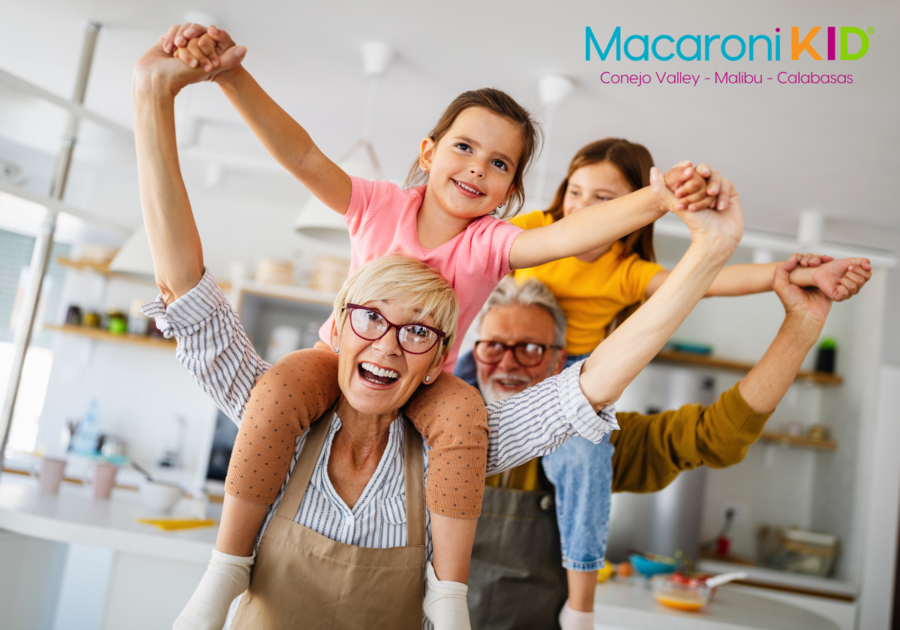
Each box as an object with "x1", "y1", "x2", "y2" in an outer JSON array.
[{"x1": 132, "y1": 37, "x2": 244, "y2": 303}]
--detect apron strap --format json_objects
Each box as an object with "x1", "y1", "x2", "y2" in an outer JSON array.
[
  {"x1": 403, "y1": 416, "x2": 426, "y2": 548},
  {"x1": 275, "y1": 403, "x2": 338, "y2": 520}
]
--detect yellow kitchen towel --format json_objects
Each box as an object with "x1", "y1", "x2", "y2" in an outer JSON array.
[{"x1": 136, "y1": 518, "x2": 217, "y2": 531}]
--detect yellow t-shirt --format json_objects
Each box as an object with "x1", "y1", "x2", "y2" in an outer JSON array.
[{"x1": 509, "y1": 211, "x2": 664, "y2": 355}]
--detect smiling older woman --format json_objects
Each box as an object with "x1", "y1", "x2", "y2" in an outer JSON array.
[{"x1": 132, "y1": 35, "x2": 743, "y2": 630}]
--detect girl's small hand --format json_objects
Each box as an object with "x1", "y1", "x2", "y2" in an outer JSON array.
[
  {"x1": 161, "y1": 22, "x2": 207, "y2": 55},
  {"x1": 809, "y1": 258, "x2": 873, "y2": 301},
  {"x1": 665, "y1": 163, "x2": 717, "y2": 212},
  {"x1": 168, "y1": 26, "x2": 245, "y2": 83},
  {"x1": 652, "y1": 167, "x2": 743, "y2": 254},
  {"x1": 173, "y1": 33, "x2": 219, "y2": 73},
  {"x1": 693, "y1": 163, "x2": 728, "y2": 211}
]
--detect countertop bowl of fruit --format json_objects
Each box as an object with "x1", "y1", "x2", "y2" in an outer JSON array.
[{"x1": 651, "y1": 571, "x2": 748, "y2": 612}]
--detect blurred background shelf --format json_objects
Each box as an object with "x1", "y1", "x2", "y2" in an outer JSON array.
[
  {"x1": 758, "y1": 431, "x2": 838, "y2": 452},
  {"x1": 45, "y1": 323, "x2": 176, "y2": 349},
  {"x1": 57, "y1": 257, "x2": 231, "y2": 291},
  {"x1": 653, "y1": 350, "x2": 843, "y2": 386}
]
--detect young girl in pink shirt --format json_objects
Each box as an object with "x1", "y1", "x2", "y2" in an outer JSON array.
[{"x1": 163, "y1": 24, "x2": 729, "y2": 630}]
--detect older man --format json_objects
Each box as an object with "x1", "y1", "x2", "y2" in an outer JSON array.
[{"x1": 455, "y1": 256, "x2": 868, "y2": 630}]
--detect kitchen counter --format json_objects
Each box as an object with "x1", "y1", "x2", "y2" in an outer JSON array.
[
  {"x1": 0, "y1": 478, "x2": 217, "y2": 630},
  {"x1": 594, "y1": 578, "x2": 840, "y2": 630},
  {"x1": 697, "y1": 558, "x2": 856, "y2": 599},
  {"x1": 0, "y1": 478, "x2": 843, "y2": 630},
  {"x1": 0, "y1": 480, "x2": 217, "y2": 563}
]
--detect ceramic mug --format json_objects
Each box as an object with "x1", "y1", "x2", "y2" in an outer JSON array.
[
  {"x1": 92, "y1": 463, "x2": 118, "y2": 499},
  {"x1": 39, "y1": 457, "x2": 67, "y2": 494}
]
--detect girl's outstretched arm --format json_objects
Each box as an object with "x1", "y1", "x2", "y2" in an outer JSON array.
[
  {"x1": 508, "y1": 164, "x2": 730, "y2": 270},
  {"x1": 645, "y1": 255, "x2": 872, "y2": 302},
  {"x1": 165, "y1": 25, "x2": 352, "y2": 215}
]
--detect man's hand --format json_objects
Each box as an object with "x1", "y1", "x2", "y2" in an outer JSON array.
[{"x1": 773, "y1": 255, "x2": 833, "y2": 325}]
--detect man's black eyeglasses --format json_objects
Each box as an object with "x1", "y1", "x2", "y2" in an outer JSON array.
[{"x1": 473, "y1": 340, "x2": 562, "y2": 367}]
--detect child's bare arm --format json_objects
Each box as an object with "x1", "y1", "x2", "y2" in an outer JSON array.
[
  {"x1": 646, "y1": 255, "x2": 872, "y2": 301},
  {"x1": 509, "y1": 163, "x2": 729, "y2": 270},
  {"x1": 166, "y1": 26, "x2": 352, "y2": 215}
]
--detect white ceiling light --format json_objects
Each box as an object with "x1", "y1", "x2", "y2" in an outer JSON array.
[
  {"x1": 532, "y1": 74, "x2": 575, "y2": 206},
  {"x1": 293, "y1": 41, "x2": 394, "y2": 253}
]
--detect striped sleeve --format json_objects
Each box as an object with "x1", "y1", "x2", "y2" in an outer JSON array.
[
  {"x1": 140, "y1": 270, "x2": 270, "y2": 425},
  {"x1": 485, "y1": 359, "x2": 618, "y2": 475}
]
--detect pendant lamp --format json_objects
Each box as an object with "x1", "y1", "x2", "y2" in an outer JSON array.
[{"x1": 532, "y1": 74, "x2": 575, "y2": 207}]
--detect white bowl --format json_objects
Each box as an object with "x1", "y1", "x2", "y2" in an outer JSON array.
[{"x1": 140, "y1": 480, "x2": 184, "y2": 513}]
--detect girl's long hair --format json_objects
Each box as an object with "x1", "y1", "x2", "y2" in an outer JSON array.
[
  {"x1": 546, "y1": 138, "x2": 658, "y2": 336},
  {"x1": 404, "y1": 88, "x2": 541, "y2": 219}
]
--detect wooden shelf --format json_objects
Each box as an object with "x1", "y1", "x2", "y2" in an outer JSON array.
[
  {"x1": 232, "y1": 280, "x2": 337, "y2": 310},
  {"x1": 653, "y1": 350, "x2": 843, "y2": 385},
  {"x1": 57, "y1": 257, "x2": 156, "y2": 285},
  {"x1": 758, "y1": 431, "x2": 837, "y2": 451},
  {"x1": 45, "y1": 324, "x2": 176, "y2": 349},
  {"x1": 57, "y1": 257, "x2": 231, "y2": 291}
]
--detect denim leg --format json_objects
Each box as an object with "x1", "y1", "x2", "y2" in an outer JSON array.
[
  {"x1": 453, "y1": 349, "x2": 479, "y2": 388},
  {"x1": 542, "y1": 433, "x2": 614, "y2": 571}
]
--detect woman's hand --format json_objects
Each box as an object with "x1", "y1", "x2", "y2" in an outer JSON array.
[{"x1": 133, "y1": 38, "x2": 200, "y2": 98}]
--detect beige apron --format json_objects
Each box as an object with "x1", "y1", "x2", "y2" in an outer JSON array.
[{"x1": 232, "y1": 410, "x2": 426, "y2": 629}]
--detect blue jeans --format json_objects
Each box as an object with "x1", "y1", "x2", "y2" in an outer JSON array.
[
  {"x1": 454, "y1": 348, "x2": 478, "y2": 387},
  {"x1": 458, "y1": 349, "x2": 614, "y2": 572},
  {"x1": 542, "y1": 351, "x2": 613, "y2": 571}
]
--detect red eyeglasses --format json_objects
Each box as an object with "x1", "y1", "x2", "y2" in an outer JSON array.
[{"x1": 345, "y1": 304, "x2": 446, "y2": 354}]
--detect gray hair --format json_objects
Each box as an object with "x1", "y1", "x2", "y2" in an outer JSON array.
[{"x1": 476, "y1": 277, "x2": 567, "y2": 347}]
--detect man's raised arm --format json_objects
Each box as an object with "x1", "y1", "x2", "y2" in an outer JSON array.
[{"x1": 609, "y1": 255, "x2": 871, "y2": 493}]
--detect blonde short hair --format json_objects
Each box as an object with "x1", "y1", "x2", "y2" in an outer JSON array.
[{"x1": 333, "y1": 256, "x2": 459, "y2": 363}]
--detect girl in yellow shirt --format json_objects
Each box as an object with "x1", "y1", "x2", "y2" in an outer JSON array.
[
  {"x1": 457, "y1": 138, "x2": 870, "y2": 630},
  {"x1": 512, "y1": 138, "x2": 863, "y2": 358}
]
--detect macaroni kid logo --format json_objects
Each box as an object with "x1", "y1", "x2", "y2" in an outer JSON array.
[
  {"x1": 586, "y1": 26, "x2": 872, "y2": 62},
  {"x1": 584, "y1": 26, "x2": 871, "y2": 87}
]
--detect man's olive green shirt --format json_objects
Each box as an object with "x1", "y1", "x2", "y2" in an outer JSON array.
[{"x1": 484, "y1": 383, "x2": 771, "y2": 493}]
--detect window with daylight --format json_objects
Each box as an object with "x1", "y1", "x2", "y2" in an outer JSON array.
[{"x1": 0, "y1": 228, "x2": 70, "y2": 453}]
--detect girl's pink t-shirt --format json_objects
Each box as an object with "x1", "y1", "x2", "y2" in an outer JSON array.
[{"x1": 318, "y1": 177, "x2": 523, "y2": 372}]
